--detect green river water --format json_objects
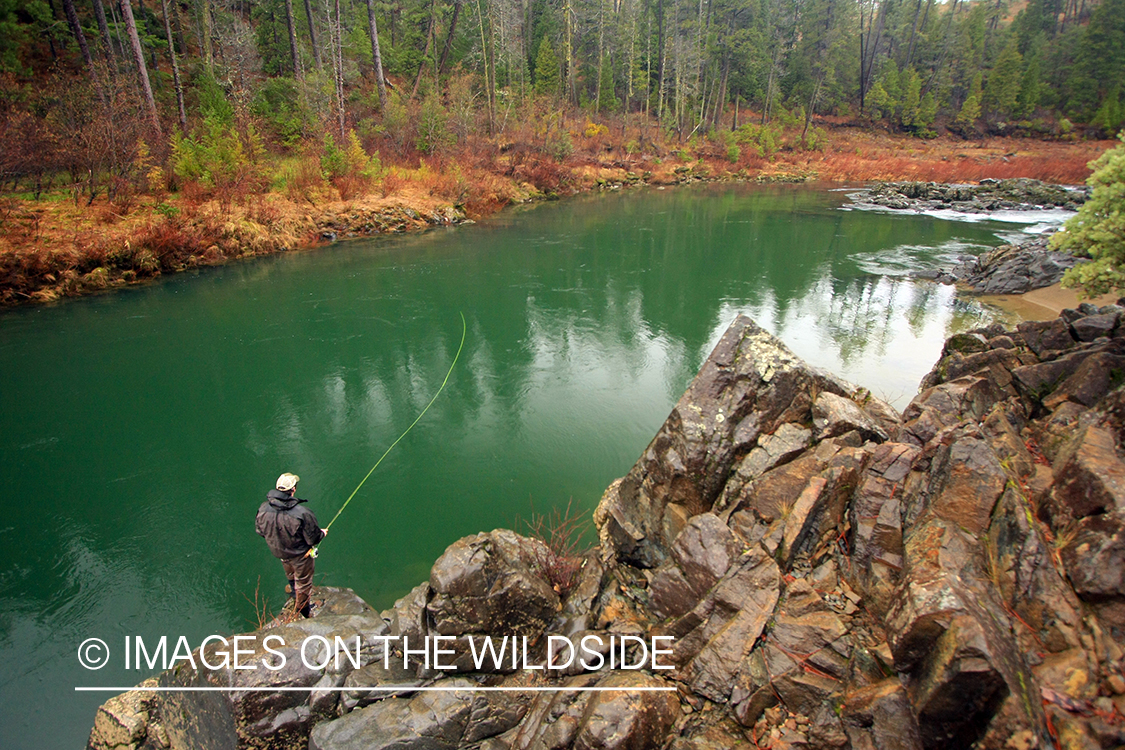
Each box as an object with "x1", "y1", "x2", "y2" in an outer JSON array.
[{"x1": 0, "y1": 183, "x2": 1025, "y2": 748}]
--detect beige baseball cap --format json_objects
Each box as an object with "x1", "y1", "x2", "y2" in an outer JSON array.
[{"x1": 276, "y1": 473, "x2": 300, "y2": 491}]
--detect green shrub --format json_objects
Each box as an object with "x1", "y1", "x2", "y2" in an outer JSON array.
[
  {"x1": 1055, "y1": 132, "x2": 1125, "y2": 296},
  {"x1": 546, "y1": 128, "x2": 573, "y2": 161},
  {"x1": 171, "y1": 116, "x2": 250, "y2": 188},
  {"x1": 321, "y1": 130, "x2": 380, "y2": 180},
  {"x1": 736, "y1": 123, "x2": 781, "y2": 160},
  {"x1": 382, "y1": 93, "x2": 412, "y2": 153},
  {"x1": 416, "y1": 93, "x2": 453, "y2": 155},
  {"x1": 195, "y1": 71, "x2": 235, "y2": 124},
  {"x1": 251, "y1": 77, "x2": 307, "y2": 145},
  {"x1": 799, "y1": 126, "x2": 828, "y2": 151}
]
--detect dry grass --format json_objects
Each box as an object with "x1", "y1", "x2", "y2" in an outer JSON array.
[
  {"x1": 0, "y1": 123, "x2": 1115, "y2": 308},
  {"x1": 809, "y1": 133, "x2": 1107, "y2": 184}
]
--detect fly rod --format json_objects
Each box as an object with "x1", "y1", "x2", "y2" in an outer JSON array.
[{"x1": 306, "y1": 311, "x2": 467, "y2": 558}]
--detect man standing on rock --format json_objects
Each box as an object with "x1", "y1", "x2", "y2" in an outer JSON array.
[{"x1": 255, "y1": 473, "x2": 327, "y2": 618}]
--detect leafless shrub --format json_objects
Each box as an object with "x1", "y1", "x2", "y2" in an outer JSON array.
[{"x1": 520, "y1": 499, "x2": 591, "y2": 598}]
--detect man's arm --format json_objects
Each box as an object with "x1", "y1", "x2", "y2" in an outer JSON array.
[
  {"x1": 301, "y1": 508, "x2": 327, "y2": 548},
  {"x1": 255, "y1": 507, "x2": 269, "y2": 538}
]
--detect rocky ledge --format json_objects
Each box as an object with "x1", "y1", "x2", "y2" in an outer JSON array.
[
  {"x1": 91, "y1": 307, "x2": 1125, "y2": 750},
  {"x1": 924, "y1": 232, "x2": 1091, "y2": 295},
  {"x1": 851, "y1": 178, "x2": 1089, "y2": 214}
]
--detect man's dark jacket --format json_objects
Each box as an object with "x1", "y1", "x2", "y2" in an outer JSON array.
[{"x1": 256, "y1": 490, "x2": 326, "y2": 559}]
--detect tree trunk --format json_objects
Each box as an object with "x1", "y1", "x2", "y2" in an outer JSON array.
[
  {"x1": 335, "y1": 0, "x2": 345, "y2": 136},
  {"x1": 201, "y1": 0, "x2": 214, "y2": 71},
  {"x1": 284, "y1": 0, "x2": 303, "y2": 78},
  {"x1": 657, "y1": 0, "x2": 666, "y2": 122},
  {"x1": 924, "y1": 0, "x2": 960, "y2": 94},
  {"x1": 160, "y1": 0, "x2": 188, "y2": 131},
  {"x1": 365, "y1": 0, "x2": 387, "y2": 109},
  {"x1": 476, "y1": 0, "x2": 494, "y2": 131},
  {"x1": 411, "y1": 0, "x2": 437, "y2": 98},
  {"x1": 91, "y1": 0, "x2": 115, "y2": 62},
  {"x1": 304, "y1": 0, "x2": 323, "y2": 70},
  {"x1": 44, "y1": 0, "x2": 60, "y2": 60},
  {"x1": 121, "y1": 0, "x2": 161, "y2": 133},
  {"x1": 859, "y1": 0, "x2": 867, "y2": 110},
  {"x1": 564, "y1": 0, "x2": 574, "y2": 102},
  {"x1": 437, "y1": 0, "x2": 462, "y2": 76},
  {"x1": 802, "y1": 75, "x2": 823, "y2": 139},
  {"x1": 324, "y1": 0, "x2": 345, "y2": 137},
  {"x1": 859, "y1": 0, "x2": 893, "y2": 113},
  {"x1": 904, "y1": 0, "x2": 923, "y2": 67},
  {"x1": 594, "y1": 0, "x2": 604, "y2": 111},
  {"x1": 711, "y1": 48, "x2": 729, "y2": 128},
  {"x1": 61, "y1": 0, "x2": 98, "y2": 83},
  {"x1": 762, "y1": 47, "x2": 780, "y2": 123},
  {"x1": 171, "y1": 0, "x2": 186, "y2": 59}
]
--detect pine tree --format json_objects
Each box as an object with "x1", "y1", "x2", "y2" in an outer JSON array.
[
  {"x1": 596, "y1": 56, "x2": 617, "y2": 113},
  {"x1": 901, "y1": 68, "x2": 921, "y2": 129},
  {"x1": 873, "y1": 59, "x2": 902, "y2": 123},
  {"x1": 534, "y1": 37, "x2": 561, "y2": 97},
  {"x1": 1054, "y1": 133, "x2": 1125, "y2": 296},
  {"x1": 983, "y1": 38, "x2": 1023, "y2": 120},
  {"x1": 1017, "y1": 37, "x2": 1042, "y2": 118},
  {"x1": 916, "y1": 92, "x2": 937, "y2": 132},
  {"x1": 956, "y1": 73, "x2": 983, "y2": 131},
  {"x1": 868, "y1": 81, "x2": 891, "y2": 119},
  {"x1": 1066, "y1": 0, "x2": 1125, "y2": 119},
  {"x1": 1093, "y1": 88, "x2": 1124, "y2": 136}
]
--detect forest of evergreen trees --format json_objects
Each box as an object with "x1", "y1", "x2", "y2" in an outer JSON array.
[{"x1": 0, "y1": 0, "x2": 1122, "y2": 191}]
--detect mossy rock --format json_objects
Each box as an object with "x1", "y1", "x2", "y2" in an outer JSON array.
[{"x1": 943, "y1": 332, "x2": 990, "y2": 356}]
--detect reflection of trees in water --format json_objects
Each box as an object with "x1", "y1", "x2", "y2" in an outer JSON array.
[
  {"x1": 905, "y1": 283, "x2": 943, "y2": 339},
  {"x1": 947, "y1": 298, "x2": 1016, "y2": 336},
  {"x1": 781, "y1": 275, "x2": 948, "y2": 370}
]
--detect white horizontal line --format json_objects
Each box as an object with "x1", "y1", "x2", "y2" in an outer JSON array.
[{"x1": 75, "y1": 686, "x2": 678, "y2": 693}]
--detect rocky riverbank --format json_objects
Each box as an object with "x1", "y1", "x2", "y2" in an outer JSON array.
[
  {"x1": 851, "y1": 178, "x2": 1090, "y2": 214},
  {"x1": 90, "y1": 306, "x2": 1125, "y2": 750},
  {"x1": 847, "y1": 178, "x2": 1099, "y2": 297}
]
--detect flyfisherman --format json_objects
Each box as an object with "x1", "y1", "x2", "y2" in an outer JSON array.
[{"x1": 255, "y1": 473, "x2": 328, "y2": 618}]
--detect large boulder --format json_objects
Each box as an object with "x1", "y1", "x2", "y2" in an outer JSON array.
[
  {"x1": 846, "y1": 442, "x2": 917, "y2": 615},
  {"x1": 1047, "y1": 424, "x2": 1125, "y2": 522},
  {"x1": 841, "y1": 679, "x2": 924, "y2": 750},
  {"x1": 428, "y1": 530, "x2": 560, "y2": 641},
  {"x1": 648, "y1": 513, "x2": 746, "y2": 620}
]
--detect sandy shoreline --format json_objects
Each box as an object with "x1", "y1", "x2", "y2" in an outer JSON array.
[{"x1": 978, "y1": 282, "x2": 1121, "y2": 320}]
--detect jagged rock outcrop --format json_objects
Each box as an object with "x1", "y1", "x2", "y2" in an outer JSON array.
[
  {"x1": 91, "y1": 310, "x2": 1125, "y2": 750},
  {"x1": 948, "y1": 236, "x2": 1088, "y2": 295}
]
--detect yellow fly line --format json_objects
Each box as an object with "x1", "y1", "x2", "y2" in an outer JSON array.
[{"x1": 307, "y1": 311, "x2": 467, "y2": 558}]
